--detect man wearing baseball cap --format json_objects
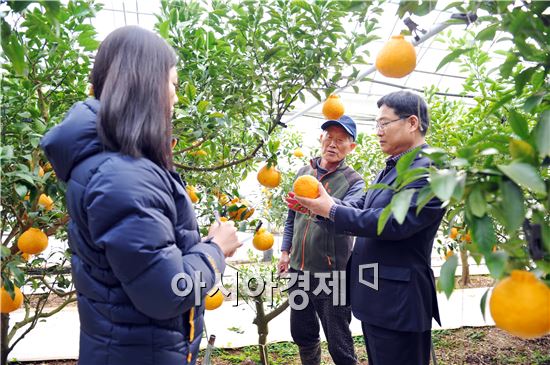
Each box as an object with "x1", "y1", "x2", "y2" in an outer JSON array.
[{"x1": 278, "y1": 115, "x2": 365, "y2": 365}]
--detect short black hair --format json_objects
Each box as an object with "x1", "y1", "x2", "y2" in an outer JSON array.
[
  {"x1": 92, "y1": 26, "x2": 177, "y2": 169},
  {"x1": 377, "y1": 91, "x2": 429, "y2": 135}
]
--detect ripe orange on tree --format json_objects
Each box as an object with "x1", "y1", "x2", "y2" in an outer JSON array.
[
  {"x1": 253, "y1": 227, "x2": 274, "y2": 251},
  {"x1": 293, "y1": 148, "x2": 304, "y2": 158},
  {"x1": 489, "y1": 270, "x2": 550, "y2": 339},
  {"x1": 257, "y1": 164, "x2": 281, "y2": 188},
  {"x1": 1, "y1": 286, "x2": 23, "y2": 313},
  {"x1": 204, "y1": 288, "x2": 224, "y2": 310},
  {"x1": 444, "y1": 249, "x2": 454, "y2": 261},
  {"x1": 38, "y1": 194, "x2": 54, "y2": 211},
  {"x1": 293, "y1": 175, "x2": 319, "y2": 199},
  {"x1": 322, "y1": 94, "x2": 344, "y2": 120},
  {"x1": 189, "y1": 149, "x2": 208, "y2": 157},
  {"x1": 375, "y1": 34, "x2": 416, "y2": 78},
  {"x1": 449, "y1": 227, "x2": 458, "y2": 240},
  {"x1": 17, "y1": 227, "x2": 48, "y2": 255},
  {"x1": 227, "y1": 199, "x2": 255, "y2": 221},
  {"x1": 185, "y1": 185, "x2": 200, "y2": 203}
]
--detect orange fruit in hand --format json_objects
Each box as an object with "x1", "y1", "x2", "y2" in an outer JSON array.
[
  {"x1": 253, "y1": 227, "x2": 274, "y2": 251},
  {"x1": 204, "y1": 288, "x2": 224, "y2": 310},
  {"x1": 489, "y1": 270, "x2": 550, "y2": 339},
  {"x1": 18, "y1": 227, "x2": 48, "y2": 255},
  {"x1": 257, "y1": 164, "x2": 281, "y2": 188},
  {"x1": 449, "y1": 227, "x2": 458, "y2": 240},
  {"x1": 375, "y1": 34, "x2": 416, "y2": 78},
  {"x1": 38, "y1": 194, "x2": 54, "y2": 211},
  {"x1": 322, "y1": 94, "x2": 344, "y2": 120},
  {"x1": 293, "y1": 175, "x2": 319, "y2": 198},
  {"x1": 1, "y1": 286, "x2": 23, "y2": 313},
  {"x1": 293, "y1": 148, "x2": 304, "y2": 158},
  {"x1": 444, "y1": 249, "x2": 454, "y2": 261}
]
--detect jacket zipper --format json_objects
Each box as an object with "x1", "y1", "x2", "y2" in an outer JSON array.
[{"x1": 187, "y1": 307, "x2": 195, "y2": 363}]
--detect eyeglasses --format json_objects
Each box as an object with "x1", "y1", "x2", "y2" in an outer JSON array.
[{"x1": 375, "y1": 116, "x2": 410, "y2": 131}]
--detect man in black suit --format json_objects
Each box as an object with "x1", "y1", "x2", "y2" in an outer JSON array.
[{"x1": 290, "y1": 91, "x2": 445, "y2": 365}]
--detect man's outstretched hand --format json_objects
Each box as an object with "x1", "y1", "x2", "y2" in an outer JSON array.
[{"x1": 291, "y1": 182, "x2": 335, "y2": 219}]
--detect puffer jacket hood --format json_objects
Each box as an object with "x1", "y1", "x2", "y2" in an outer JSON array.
[
  {"x1": 40, "y1": 99, "x2": 225, "y2": 365},
  {"x1": 41, "y1": 98, "x2": 102, "y2": 182}
]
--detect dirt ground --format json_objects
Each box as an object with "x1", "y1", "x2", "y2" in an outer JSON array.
[{"x1": 14, "y1": 327, "x2": 550, "y2": 365}]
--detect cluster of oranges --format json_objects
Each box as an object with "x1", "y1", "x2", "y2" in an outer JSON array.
[
  {"x1": 1, "y1": 227, "x2": 51, "y2": 313},
  {"x1": 2, "y1": 161, "x2": 58, "y2": 313}
]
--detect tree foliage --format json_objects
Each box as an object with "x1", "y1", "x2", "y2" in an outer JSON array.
[{"x1": 1, "y1": 1, "x2": 101, "y2": 363}]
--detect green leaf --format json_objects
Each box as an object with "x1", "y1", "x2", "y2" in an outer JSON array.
[
  {"x1": 209, "y1": 112, "x2": 224, "y2": 118},
  {"x1": 508, "y1": 110, "x2": 530, "y2": 140},
  {"x1": 471, "y1": 215, "x2": 496, "y2": 254},
  {"x1": 475, "y1": 23, "x2": 498, "y2": 42},
  {"x1": 367, "y1": 183, "x2": 392, "y2": 191},
  {"x1": 8, "y1": 1, "x2": 33, "y2": 12},
  {"x1": 534, "y1": 110, "x2": 550, "y2": 158},
  {"x1": 451, "y1": 173, "x2": 466, "y2": 201},
  {"x1": 158, "y1": 20, "x2": 170, "y2": 39},
  {"x1": 523, "y1": 94, "x2": 543, "y2": 113},
  {"x1": 263, "y1": 46, "x2": 284, "y2": 62},
  {"x1": 438, "y1": 254, "x2": 458, "y2": 299},
  {"x1": 500, "y1": 180, "x2": 524, "y2": 232},
  {"x1": 15, "y1": 184, "x2": 28, "y2": 198},
  {"x1": 42, "y1": 0, "x2": 61, "y2": 16},
  {"x1": 391, "y1": 189, "x2": 415, "y2": 224},
  {"x1": 485, "y1": 251, "x2": 508, "y2": 280},
  {"x1": 479, "y1": 288, "x2": 490, "y2": 321},
  {"x1": 498, "y1": 162, "x2": 546, "y2": 195},
  {"x1": 197, "y1": 100, "x2": 210, "y2": 113},
  {"x1": 416, "y1": 185, "x2": 434, "y2": 215},
  {"x1": 468, "y1": 186, "x2": 487, "y2": 218},
  {"x1": 1, "y1": 246, "x2": 11, "y2": 259},
  {"x1": 514, "y1": 67, "x2": 537, "y2": 96},
  {"x1": 377, "y1": 205, "x2": 392, "y2": 235},
  {"x1": 2, "y1": 35, "x2": 27, "y2": 76},
  {"x1": 430, "y1": 169, "x2": 457, "y2": 201},
  {"x1": 185, "y1": 83, "x2": 197, "y2": 101},
  {"x1": 396, "y1": 147, "x2": 420, "y2": 176},
  {"x1": 436, "y1": 48, "x2": 474, "y2": 72}
]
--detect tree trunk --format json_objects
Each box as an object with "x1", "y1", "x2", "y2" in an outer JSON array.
[
  {"x1": 460, "y1": 246, "x2": 470, "y2": 286},
  {"x1": 254, "y1": 298, "x2": 269, "y2": 365},
  {"x1": 1, "y1": 314, "x2": 10, "y2": 365}
]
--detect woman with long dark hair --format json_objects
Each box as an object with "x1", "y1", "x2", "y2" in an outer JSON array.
[{"x1": 41, "y1": 26, "x2": 240, "y2": 365}]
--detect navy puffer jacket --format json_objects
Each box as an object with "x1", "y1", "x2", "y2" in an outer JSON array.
[{"x1": 41, "y1": 98, "x2": 225, "y2": 365}]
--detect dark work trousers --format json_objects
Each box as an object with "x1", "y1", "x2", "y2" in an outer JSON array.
[
  {"x1": 361, "y1": 322, "x2": 431, "y2": 365},
  {"x1": 289, "y1": 269, "x2": 357, "y2": 365}
]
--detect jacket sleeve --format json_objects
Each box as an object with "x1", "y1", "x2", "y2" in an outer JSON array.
[
  {"x1": 85, "y1": 163, "x2": 225, "y2": 320},
  {"x1": 332, "y1": 179, "x2": 367, "y2": 208},
  {"x1": 281, "y1": 209, "x2": 295, "y2": 252},
  {"x1": 333, "y1": 178, "x2": 444, "y2": 240}
]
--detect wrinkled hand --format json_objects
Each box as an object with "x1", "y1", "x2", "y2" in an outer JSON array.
[
  {"x1": 293, "y1": 182, "x2": 335, "y2": 218},
  {"x1": 277, "y1": 251, "x2": 290, "y2": 274},
  {"x1": 285, "y1": 192, "x2": 310, "y2": 214}
]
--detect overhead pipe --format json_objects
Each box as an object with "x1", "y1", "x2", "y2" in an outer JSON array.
[{"x1": 282, "y1": 12, "x2": 478, "y2": 125}]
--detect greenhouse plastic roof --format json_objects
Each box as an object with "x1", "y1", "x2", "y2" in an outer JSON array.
[{"x1": 91, "y1": 0, "x2": 510, "y2": 136}]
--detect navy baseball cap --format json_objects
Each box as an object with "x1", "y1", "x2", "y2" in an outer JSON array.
[{"x1": 321, "y1": 115, "x2": 357, "y2": 141}]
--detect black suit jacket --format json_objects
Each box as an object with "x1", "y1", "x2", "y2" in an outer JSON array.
[{"x1": 334, "y1": 153, "x2": 444, "y2": 332}]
